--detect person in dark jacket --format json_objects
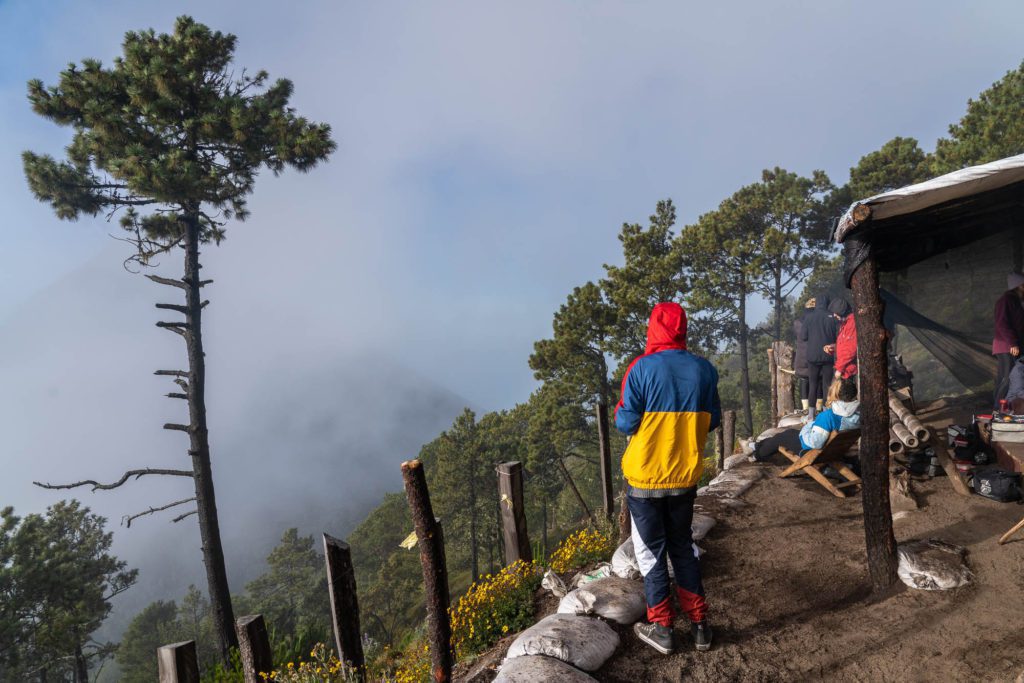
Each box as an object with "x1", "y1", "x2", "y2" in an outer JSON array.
[
  {"x1": 793, "y1": 298, "x2": 815, "y2": 410},
  {"x1": 994, "y1": 273, "x2": 1024, "y2": 407},
  {"x1": 615, "y1": 302, "x2": 720, "y2": 655},
  {"x1": 800, "y1": 292, "x2": 838, "y2": 417}
]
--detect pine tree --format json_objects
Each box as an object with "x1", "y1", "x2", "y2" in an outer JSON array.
[{"x1": 23, "y1": 16, "x2": 335, "y2": 660}]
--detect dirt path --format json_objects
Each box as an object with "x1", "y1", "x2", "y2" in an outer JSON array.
[{"x1": 596, "y1": 462, "x2": 1024, "y2": 682}]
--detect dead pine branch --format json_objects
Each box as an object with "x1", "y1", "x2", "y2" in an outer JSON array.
[
  {"x1": 145, "y1": 274, "x2": 186, "y2": 289},
  {"x1": 164, "y1": 423, "x2": 192, "y2": 433},
  {"x1": 172, "y1": 509, "x2": 199, "y2": 524},
  {"x1": 155, "y1": 370, "x2": 189, "y2": 377},
  {"x1": 122, "y1": 497, "x2": 197, "y2": 528},
  {"x1": 33, "y1": 467, "x2": 193, "y2": 492}
]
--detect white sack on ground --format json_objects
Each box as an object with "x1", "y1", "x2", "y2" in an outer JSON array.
[
  {"x1": 691, "y1": 513, "x2": 716, "y2": 541},
  {"x1": 611, "y1": 539, "x2": 640, "y2": 579},
  {"x1": 897, "y1": 539, "x2": 973, "y2": 591},
  {"x1": 542, "y1": 569, "x2": 568, "y2": 597},
  {"x1": 557, "y1": 576, "x2": 646, "y2": 625},
  {"x1": 505, "y1": 613, "x2": 619, "y2": 672},
  {"x1": 699, "y1": 468, "x2": 764, "y2": 499},
  {"x1": 723, "y1": 453, "x2": 750, "y2": 470},
  {"x1": 777, "y1": 412, "x2": 807, "y2": 428},
  {"x1": 494, "y1": 655, "x2": 597, "y2": 683}
]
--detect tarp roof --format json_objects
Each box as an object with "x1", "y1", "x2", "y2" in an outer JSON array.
[{"x1": 833, "y1": 153, "x2": 1024, "y2": 273}]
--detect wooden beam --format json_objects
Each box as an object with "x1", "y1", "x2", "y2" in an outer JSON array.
[
  {"x1": 157, "y1": 641, "x2": 199, "y2": 683},
  {"x1": 928, "y1": 428, "x2": 972, "y2": 497},
  {"x1": 236, "y1": 615, "x2": 273, "y2": 683},
  {"x1": 496, "y1": 462, "x2": 531, "y2": 565},
  {"x1": 401, "y1": 460, "x2": 453, "y2": 683},
  {"x1": 323, "y1": 534, "x2": 365, "y2": 676},
  {"x1": 847, "y1": 237, "x2": 899, "y2": 593}
]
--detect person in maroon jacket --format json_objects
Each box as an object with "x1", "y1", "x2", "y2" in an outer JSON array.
[{"x1": 994, "y1": 273, "x2": 1024, "y2": 407}]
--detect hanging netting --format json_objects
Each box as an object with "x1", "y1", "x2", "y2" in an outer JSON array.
[{"x1": 879, "y1": 227, "x2": 1022, "y2": 403}]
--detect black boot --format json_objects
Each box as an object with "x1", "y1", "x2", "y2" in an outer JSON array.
[{"x1": 691, "y1": 620, "x2": 713, "y2": 651}]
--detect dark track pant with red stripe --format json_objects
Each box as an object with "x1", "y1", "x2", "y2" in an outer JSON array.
[{"x1": 627, "y1": 490, "x2": 707, "y2": 626}]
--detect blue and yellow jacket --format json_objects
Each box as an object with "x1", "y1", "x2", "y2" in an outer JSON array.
[{"x1": 614, "y1": 303, "x2": 721, "y2": 491}]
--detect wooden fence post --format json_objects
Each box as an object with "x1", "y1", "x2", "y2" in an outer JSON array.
[
  {"x1": 723, "y1": 410, "x2": 736, "y2": 457},
  {"x1": 497, "y1": 462, "x2": 531, "y2": 564},
  {"x1": 157, "y1": 641, "x2": 199, "y2": 683},
  {"x1": 847, "y1": 237, "x2": 899, "y2": 593},
  {"x1": 714, "y1": 426, "x2": 724, "y2": 470},
  {"x1": 323, "y1": 533, "x2": 366, "y2": 676},
  {"x1": 595, "y1": 403, "x2": 614, "y2": 521},
  {"x1": 617, "y1": 480, "x2": 632, "y2": 544},
  {"x1": 768, "y1": 347, "x2": 778, "y2": 426},
  {"x1": 774, "y1": 341, "x2": 795, "y2": 416},
  {"x1": 401, "y1": 460, "x2": 453, "y2": 683},
  {"x1": 236, "y1": 615, "x2": 273, "y2": 683}
]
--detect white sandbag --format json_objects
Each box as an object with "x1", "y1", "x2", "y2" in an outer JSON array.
[
  {"x1": 542, "y1": 568, "x2": 568, "y2": 598},
  {"x1": 557, "y1": 576, "x2": 646, "y2": 625},
  {"x1": 897, "y1": 539, "x2": 973, "y2": 591},
  {"x1": 611, "y1": 539, "x2": 640, "y2": 579},
  {"x1": 691, "y1": 513, "x2": 716, "y2": 541},
  {"x1": 777, "y1": 412, "x2": 807, "y2": 428},
  {"x1": 570, "y1": 563, "x2": 613, "y2": 588},
  {"x1": 755, "y1": 426, "x2": 786, "y2": 442},
  {"x1": 723, "y1": 453, "x2": 751, "y2": 470},
  {"x1": 505, "y1": 613, "x2": 619, "y2": 672},
  {"x1": 494, "y1": 655, "x2": 597, "y2": 682},
  {"x1": 699, "y1": 468, "x2": 764, "y2": 499}
]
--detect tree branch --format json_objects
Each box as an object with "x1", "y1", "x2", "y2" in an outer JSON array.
[
  {"x1": 172, "y1": 509, "x2": 198, "y2": 523},
  {"x1": 33, "y1": 468, "x2": 193, "y2": 491},
  {"x1": 155, "y1": 303, "x2": 188, "y2": 314},
  {"x1": 122, "y1": 497, "x2": 197, "y2": 528},
  {"x1": 145, "y1": 274, "x2": 186, "y2": 289},
  {"x1": 155, "y1": 370, "x2": 188, "y2": 377},
  {"x1": 166, "y1": 393, "x2": 188, "y2": 400},
  {"x1": 163, "y1": 423, "x2": 192, "y2": 432}
]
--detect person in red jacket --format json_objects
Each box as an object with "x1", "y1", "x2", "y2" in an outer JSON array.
[
  {"x1": 831, "y1": 298, "x2": 857, "y2": 380},
  {"x1": 994, "y1": 273, "x2": 1024, "y2": 407}
]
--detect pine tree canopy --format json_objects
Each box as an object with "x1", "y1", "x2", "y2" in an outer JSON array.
[{"x1": 23, "y1": 15, "x2": 335, "y2": 261}]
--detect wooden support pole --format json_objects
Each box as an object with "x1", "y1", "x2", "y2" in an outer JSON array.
[
  {"x1": 723, "y1": 410, "x2": 736, "y2": 457},
  {"x1": 236, "y1": 615, "x2": 273, "y2": 683},
  {"x1": 157, "y1": 641, "x2": 200, "y2": 683},
  {"x1": 401, "y1": 460, "x2": 453, "y2": 683},
  {"x1": 847, "y1": 238, "x2": 899, "y2": 593},
  {"x1": 617, "y1": 480, "x2": 631, "y2": 544},
  {"x1": 323, "y1": 533, "x2": 365, "y2": 676},
  {"x1": 768, "y1": 347, "x2": 779, "y2": 426},
  {"x1": 497, "y1": 462, "x2": 531, "y2": 564},
  {"x1": 595, "y1": 403, "x2": 614, "y2": 521}
]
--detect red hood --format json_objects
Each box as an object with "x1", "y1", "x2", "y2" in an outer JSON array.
[
  {"x1": 645, "y1": 302, "x2": 687, "y2": 353},
  {"x1": 615, "y1": 303, "x2": 687, "y2": 417}
]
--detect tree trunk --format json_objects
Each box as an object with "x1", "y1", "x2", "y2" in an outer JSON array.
[
  {"x1": 595, "y1": 401, "x2": 613, "y2": 521},
  {"x1": 774, "y1": 264, "x2": 783, "y2": 342},
  {"x1": 738, "y1": 279, "x2": 753, "y2": 435},
  {"x1": 557, "y1": 458, "x2": 594, "y2": 523},
  {"x1": 469, "y1": 469, "x2": 479, "y2": 583},
  {"x1": 847, "y1": 240, "x2": 899, "y2": 593},
  {"x1": 74, "y1": 640, "x2": 88, "y2": 683},
  {"x1": 183, "y1": 215, "x2": 238, "y2": 660}
]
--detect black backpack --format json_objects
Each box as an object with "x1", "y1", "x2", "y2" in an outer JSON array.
[{"x1": 972, "y1": 468, "x2": 1022, "y2": 502}]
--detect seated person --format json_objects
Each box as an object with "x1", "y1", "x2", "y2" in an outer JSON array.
[
  {"x1": 1006, "y1": 357, "x2": 1024, "y2": 414},
  {"x1": 753, "y1": 377, "x2": 860, "y2": 462}
]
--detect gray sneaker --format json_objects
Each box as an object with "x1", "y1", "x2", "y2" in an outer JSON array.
[
  {"x1": 634, "y1": 621, "x2": 675, "y2": 655},
  {"x1": 691, "y1": 620, "x2": 713, "y2": 651}
]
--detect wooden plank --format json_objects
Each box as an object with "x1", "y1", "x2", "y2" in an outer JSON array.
[
  {"x1": 157, "y1": 641, "x2": 199, "y2": 683},
  {"x1": 928, "y1": 428, "x2": 972, "y2": 496},
  {"x1": 804, "y1": 465, "x2": 847, "y2": 498},
  {"x1": 236, "y1": 615, "x2": 273, "y2": 683},
  {"x1": 998, "y1": 516, "x2": 1024, "y2": 545},
  {"x1": 496, "y1": 462, "x2": 531, "y2": 564},
  {"x1": 323, "y1": 533, "x2": 365, "y2": 675}
]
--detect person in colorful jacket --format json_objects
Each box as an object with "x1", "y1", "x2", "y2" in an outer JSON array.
[
  {"x1": 994, "y1": 273, "x2": 1024, "y2": 407},
  {"x1": 614, "y1": 302, "x2": 721, "y2": 655},
  {"x1": 831, "y1": 298, "x2": 857, "y2": 380}
]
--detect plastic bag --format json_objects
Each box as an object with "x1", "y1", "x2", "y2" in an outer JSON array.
[
  {"x1": 897, "y1": 539, "x2": 972, "y2": 591},
  {"x1": 542, "y1": 568, "x2": 568, "y2": 598},
  {"x1": 494, "y1": 655, "x2": 597, "y2": 682},
  {"x1": 569, "y1": 562, "x2": 613, "y2": 588},
  {"x1": 505, "y1": 613, "x2": 620, "y2": 672},
  {"x1": 557, "y1": 576, "x2": 646, "y2": 625}
]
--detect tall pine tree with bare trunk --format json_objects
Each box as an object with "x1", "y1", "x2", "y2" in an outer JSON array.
[{"x1": 23, "y1": 16, "x2": 335, "y2": 662}]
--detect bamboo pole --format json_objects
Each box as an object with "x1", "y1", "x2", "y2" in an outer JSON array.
[
  {"x1": 401, "y1": 460, "x2": 453, "y2": 683},
  {"x1": 888, "y1": 429, "x2": 906, "y2": 455},
  {"x1": 889, "y1": 391, "x2": 929, "y2": 441},
  {"x1": 890, "y1": 419, "x2": 919, "y2": 450}
]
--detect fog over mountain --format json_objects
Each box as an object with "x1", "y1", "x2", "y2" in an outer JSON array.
[{"x1": 0, "y1": 249, "x2": 468, "y2": 632}]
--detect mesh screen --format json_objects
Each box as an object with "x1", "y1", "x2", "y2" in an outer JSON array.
[{"x1": 879, "y1": 227, "x2": 1023, "y2": 402}]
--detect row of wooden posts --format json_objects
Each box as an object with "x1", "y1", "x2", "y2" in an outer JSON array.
[{"x1": 158, "y1": 392, "x2": 759, "y2": 683}]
